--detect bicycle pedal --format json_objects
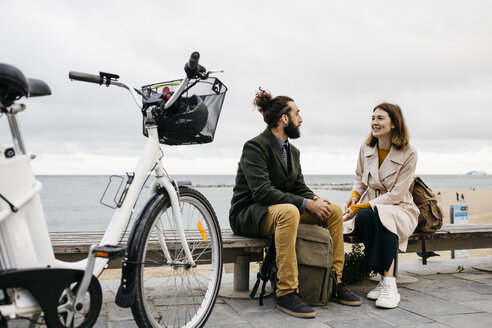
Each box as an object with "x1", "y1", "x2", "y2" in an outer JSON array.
[{"x1": 93, "y1": 245, "x2": 126, "y2": 260}]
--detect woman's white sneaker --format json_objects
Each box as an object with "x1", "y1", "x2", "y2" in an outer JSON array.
[
  {"x1": 367, "y1": 281, "x2": 384, "y2": 300},
  {"x1": 375, "y1": 283, "x2": 400, "y2": 309}
]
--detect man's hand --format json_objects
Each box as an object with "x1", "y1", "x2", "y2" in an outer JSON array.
[
  {"x1": 316, "y1": 196, "x2": 331, "y2": 205},
  {"x1": 307, "y1": 196, "x2": 331, "y2": 219}
]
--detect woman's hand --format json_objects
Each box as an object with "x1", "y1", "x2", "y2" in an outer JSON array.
[
  {"x1": 344, "y1": 196, "x2": 357, "y2": 210},
  {"x1": 342, "y1": 207, "x2": 356, "y2": 222}
]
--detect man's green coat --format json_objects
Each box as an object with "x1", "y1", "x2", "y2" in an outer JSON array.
[{"x1": 229, "y1": 128, "x2": 316, "y2": 237}]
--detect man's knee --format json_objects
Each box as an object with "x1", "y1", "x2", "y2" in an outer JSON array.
[
  {"x1": 276, "y1": 204, "x2": 300, "y2": 225},
  {"x1": 262, "y1": 204, "x2": 300, "y2": 236},
  {"x1": 329, "y1": 204, "x2": 343, "y2": 221}
]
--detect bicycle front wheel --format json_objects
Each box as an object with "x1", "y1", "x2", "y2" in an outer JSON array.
[{"x1": 131, "y1": 187, "x2": 223, "y2": 328}]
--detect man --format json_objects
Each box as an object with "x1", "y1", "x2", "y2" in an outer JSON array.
[{"x1": 229, "y1": 88, "x2": 361, "y2": 319}]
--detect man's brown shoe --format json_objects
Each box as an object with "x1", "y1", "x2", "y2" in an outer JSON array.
[
  {"x1": 332, "y1": 283, "x2": 362, "y2": 306},
  {"x1": 276, "y1": 292, "x2": 316, "y2": 318}
]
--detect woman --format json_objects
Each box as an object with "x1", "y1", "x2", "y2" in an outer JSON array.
[{"x1": 343, "y1": 103, "x2": 419, "y2": 309}]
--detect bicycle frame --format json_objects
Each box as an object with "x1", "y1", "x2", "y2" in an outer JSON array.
[
  {"x1": 52, "y1": 126, "x2": 197, "y2": 275},
  {"x1": 0, "y1": 76, "x2": 196, "y2": 318}
]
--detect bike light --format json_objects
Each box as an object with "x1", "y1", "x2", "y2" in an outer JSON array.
[
  {"x1": 95, "y1": 251, "x2": 109, "y2": 258},
  {"x1": 93, "y1": 245, "x2": 126, "y2": 260}
]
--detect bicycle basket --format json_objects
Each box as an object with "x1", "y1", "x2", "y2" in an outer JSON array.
[{"x1": 141, "y1": 77, "x2": 227, "y2": 145}]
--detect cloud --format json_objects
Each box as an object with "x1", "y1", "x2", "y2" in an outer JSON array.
[{"x1": 1, "y1": 0, "x2": 491, "y2": 174}]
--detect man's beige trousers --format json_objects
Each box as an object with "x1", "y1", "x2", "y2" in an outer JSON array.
[{"x1": 259, "y1": 203, "x2": 344, "y2": 297}]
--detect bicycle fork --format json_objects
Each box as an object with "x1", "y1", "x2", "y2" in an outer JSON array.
[{"x1": 153, "y1": 176, "x2": 196, "y2": 268}]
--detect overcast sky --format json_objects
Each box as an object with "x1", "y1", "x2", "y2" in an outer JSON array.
[{"x1": 1, "y1": 0, "x2": 491, "y2": 175}]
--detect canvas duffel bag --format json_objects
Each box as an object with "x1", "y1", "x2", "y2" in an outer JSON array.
[{"x1": 250, "y1": 223, "x2": 335, "y2": 306}]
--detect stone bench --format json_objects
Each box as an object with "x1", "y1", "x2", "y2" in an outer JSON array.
[{"x1": 343, "y1": 223, "x2": 492, "y2": 264}]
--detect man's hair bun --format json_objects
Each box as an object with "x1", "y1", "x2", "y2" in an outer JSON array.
[
  {"x1": 253, "y1": 87, "x2": 272, "y2": 114},
  {"x1": 252, "y1": 87, "x2": 294, "y2": 128}
]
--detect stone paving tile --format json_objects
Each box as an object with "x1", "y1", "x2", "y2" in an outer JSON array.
[
  {"x1": 365, "y1": 307, "x2": 434, "y2": 326},
  {"x1": 108, "y1": 319, "x2": 138, "y2": 328},
  {"x1": 101, "y1": 279, "x2": 120, "y2": 300},
  {"x1": 397, "y1": 323, "x2": 450, "y2": 328},
  {"x1": 432, "y1": 313, "x2": 492, "y2": 328},
  {"x1": 214, "y1": 297, "x2": 227, "y2": 304},
  {"x1": 206, "y1": 321, "x2": 253, "y2": 328},
  {"x1": 206, "y1": 303, "x2": 250, "y2": 327},
  {"x1": 106, "y1": 301, "x2": 135, "y2": 322},
  {"x1": 452, "y1": 272, "x2": 492, "y2": 286},
  {"x1": 221, "y1": 295, "x2": 277, "y2": 314},
  {"x1": 315, "y1": 301, "x2": 372, "y2": 322},
  {"x1": 239, "y1": 308, "x2": 331, "y2": 327},
  {"x1": 403, "y1": 274, "x2": 492, "y2": 302},
  {"x1": 396, "y1": 288, "x2": 480, "y2": 317},
  {"x1": 328, "y1": 296, "x2": 382, "y2": 316},
  {"x1": 437, "y1": 273, "x2": 492, "y2": 296},
  {"x1": 458, "y1": 298, "x2": 492, "y2": 313},
  {"x1": 327, "y1": 317, "x2": 393, "y2": 328},
  {"x1": 398, "y1": 257, "x2": 490, "y2": 276}
]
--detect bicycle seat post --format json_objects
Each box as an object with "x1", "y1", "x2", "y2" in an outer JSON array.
[{"x1": 5, "y1": 104, "x2": 27, "y2": 155}]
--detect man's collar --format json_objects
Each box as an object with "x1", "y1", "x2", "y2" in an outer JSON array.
[{"x1": 272, "y1": 132, "x2": 289, "y2": 148}]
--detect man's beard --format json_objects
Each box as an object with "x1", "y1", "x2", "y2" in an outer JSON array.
[{"x1": 285, "y1": 119, "x2": 301, "y2": 139}]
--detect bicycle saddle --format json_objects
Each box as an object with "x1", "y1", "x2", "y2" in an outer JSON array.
[
  {"x1": 0, "y1": 63, "x2": 29, "y2": 106},
  {"x1": 0, "y1": 63, "x2": 52, "y2": 107},
  {"x1": 28, "y1": 78, "x2": 51, "y2": 97}
]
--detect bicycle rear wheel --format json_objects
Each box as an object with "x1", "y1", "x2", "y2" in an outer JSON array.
[{"x1": 131, "y1": 187, "x2": 223, "y2": 328}]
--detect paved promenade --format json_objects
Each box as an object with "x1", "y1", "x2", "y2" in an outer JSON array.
[
  {"x1": 94, "y1": 256, "x2": 492, "y2": 328},
  {"x1": 8, "y1": 256, "x2": 490, "y2": 327}
]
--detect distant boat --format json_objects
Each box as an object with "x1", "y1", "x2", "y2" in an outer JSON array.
[{"x1": 466, "y1": 170, "x2": 487, "y2": 175}]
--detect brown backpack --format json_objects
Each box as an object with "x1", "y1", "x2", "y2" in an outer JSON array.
[{"x1": 409, "y1": 176, "x2": 443, "y2": 233}]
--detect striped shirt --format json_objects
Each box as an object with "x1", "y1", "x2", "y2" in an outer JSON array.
[{"x1": 272, "y1": 133, "x2": 307, "y2": 214}]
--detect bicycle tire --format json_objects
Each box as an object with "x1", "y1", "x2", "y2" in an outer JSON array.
[
  {"x1": 55, "y1": 275, "x2": 102, "y2": 328},
  {"x1": 131, "y1": 187, "x2": 223, "y2": 328}
]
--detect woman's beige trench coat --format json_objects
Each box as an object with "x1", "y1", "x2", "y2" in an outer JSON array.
[{"x1": 347, "y1": 143, "x2": 420, "y2": 252}]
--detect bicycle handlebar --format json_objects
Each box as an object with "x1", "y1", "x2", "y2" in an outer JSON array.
[
  {"x1": 67, "y1": 52, "x2": 212, "y2": 111},
  {"x1": 69, "y1": 71, "x2": 142, "y2": 108},
  {"x1": 188, "y1": 52, "x2": 200, "y2": 71},
  {"x1": 69, "y1": 71, "x2": 103, "y2": 85},
  {"x1": 184, "y1": 52, "x2": 202, "y2": 79}
]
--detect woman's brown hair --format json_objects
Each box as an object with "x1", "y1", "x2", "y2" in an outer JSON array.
[
  {"x1": 254, "y1": 87, "x2": 293, "y2": 128},
  {"x1": 366, "y1": 103, "x2": 409, "y2": 150}
]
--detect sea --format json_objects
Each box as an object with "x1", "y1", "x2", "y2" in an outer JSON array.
[{"x1": 38, "y1": 174, "x2": 492, "y2": 232}]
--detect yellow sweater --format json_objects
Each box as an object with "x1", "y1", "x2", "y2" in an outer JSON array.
[{"x1": 350, "y1": 148, "x2": 389, "y2": 214}]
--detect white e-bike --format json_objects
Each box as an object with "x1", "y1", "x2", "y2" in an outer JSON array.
[{"x1": 0, "y1": 52, "x2": 226, "y2": 328}]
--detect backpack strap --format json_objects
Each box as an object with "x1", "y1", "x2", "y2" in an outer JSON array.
[{"x1": 249, "y1": 237, "x2": 276, "y2": 305}]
